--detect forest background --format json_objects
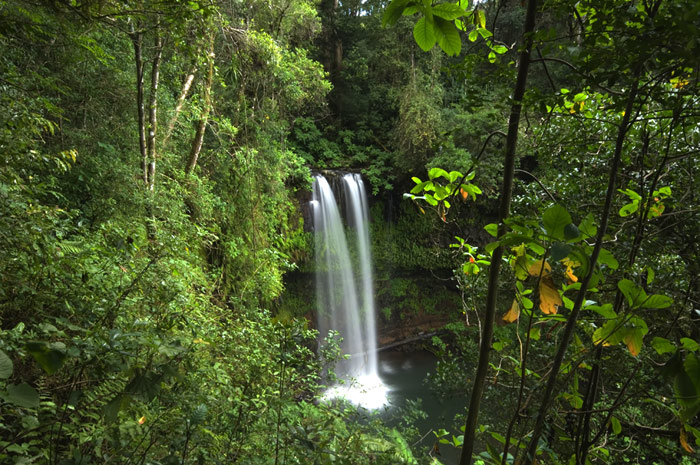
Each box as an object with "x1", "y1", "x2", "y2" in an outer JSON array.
[{"x1": 1, "y1": 0, "x2": 699, "y2": 464}]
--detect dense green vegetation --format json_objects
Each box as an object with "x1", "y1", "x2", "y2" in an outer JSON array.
[{"x1": 1, "y1": 0, "x2": 699, "y2": 464}]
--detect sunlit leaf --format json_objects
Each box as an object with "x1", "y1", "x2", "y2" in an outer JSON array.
[
  {"x1": 413, "y1": 16, "x2": 436, "y2": 52},
  {"x1": 681, "y1": 427, "x2": 695, "y2": 453},
  {"x1": 542, "y1": 204, "x2": 572, "y2": 240},
  {"x1": 432, "y1": 3, "x2": 465, "y2": 20},
  {"x1": 651, "y1": 337, "x2": 676, "y2": 355},
  {"x1": 539, "y1": 277, "x2": 561, "y2": 314},
  {"x1": 503, "y1": 299, "x2": 520, "y2": 323},
  {"x1": 528, "y1": 259, "x2": 551, "y2": 277},
  {"x1": 611, "y1": 417, "x2": 622, "y2": 435},
  {"x1": 623, "y1": 328, "x2": 644, "y2": 356}
]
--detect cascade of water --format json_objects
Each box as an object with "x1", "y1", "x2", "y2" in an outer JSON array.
[{"x1": 312, "y1": 173, "x2": 386, "y2": 408}]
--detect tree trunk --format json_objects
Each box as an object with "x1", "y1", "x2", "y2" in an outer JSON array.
[
  {"x1": 186, "y1": 32, "x2": 215, "y2": 175},
  {"x1": 129, "y1": 22, "x2": 147, "y2": 184},
  {"x1": 458, "y1": 0, "x2": 539, "y2": 463},
  {"x1": 163, "y1": 64, "x2": 197, "y2": 148},
  {"x1": 146, "y1": 18, "x2": 162, "y2": 191}
]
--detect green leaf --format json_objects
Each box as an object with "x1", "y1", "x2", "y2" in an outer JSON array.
[
  {"x1": 597, "y1": 248, "x2": 619, "y2": 270},
  {"x1": 564, "y1": 223, "x2": 580, "y2": 241},
  {"x1": 484, "y1": 223, "x2": 498, "y2": 237},
  {"x1": 3, "y1": 382, "x2": 40, "y2": 408},
  {"x1": 103, "y1": 395, "x2": 123, "y2": 423},
  {"x1": 383, "y1": 0, "x2": 411, "y2": 26},
  {"x1": 434, "y1": 18, "x2": 462, "y2": 56},
  {"x1": 642, "y1": 294, "x2": 673, "y2": 309},
  {"x1": 0, "y1": 350, "x2": 13, "y2": 379},
  {"x1": 413, "y1": 16, "x2": 437, "y2": 51},
  {"x1": 578, "y1": 213, "x2": 597, "y2": 239},
  {"x1": 619, "y1": 188, "x2": 642, "y2": 201},
  {"x1": 619, "y1": 201, "x2": 639, "y2": 217},
  {"x1": 468, "y1": 29, "x2": 478, "y2": 42},
  {"x1": 492, "y1": 44, "x2": 507, "y2": 53},
  {"x1": 476, "y1": 9, "x2": 486, "y2": 28},
  {"x1": 478, "y1": 28, "x2": 493, "y2": 39},
  {"x1": 681, "y1": 338, "x2": 699, "y2": 352},
  {"x1": 550, "y1": 242, "x2": 571, "y2": 261},
  {"x1": 448, "y1": 170, "x2": 462, "y2": 183},
  {"x1": 593, "y1": 320, "x2": 625, "y2": 347},
  {"x1": 424, "y1": 194, "x2": 438, "y2": 206},
  {"x1": 428, "y1": 167, "x2": 449, "y2": 179},
  {"x1": 684, "y1": 353, "x2": 700, "y2": 389},
  {"x1": 542, "y1": 204, "x2": 572, "y2": 240},
  {"x1": 586, "y1": 303, "x2": 616, "y2": 319},
  {"x1": 432, "y1": 3, "x2": 465, "y2": 20},
  {"x1": 618, "y1": 279, "x2": 647, "y2": 309},
  {"x1": 651, "y1": 337, "x2": 676, "y2": 355},
  {"x1": 26, "y1": 341, "x2": 67, "y2": 375},
  {"x1": 611, "y1": 417, "x2": 622, "y2": 435}
]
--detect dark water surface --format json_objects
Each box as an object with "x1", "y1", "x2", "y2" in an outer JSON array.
[{"x1": 376, "y1": 350, "x2": 465, "y2": 465}]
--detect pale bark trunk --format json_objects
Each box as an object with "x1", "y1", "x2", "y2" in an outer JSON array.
[
  {"x1": 130, "y1": 22, "x2": 147, "y2": 184},
  {"x1": 163, "y1": 65, "x2": 197, "y2": 148},
  {"x1": 186, "y1": 33, "x2": 215, "y2": 175},
  {"x1": 146, "y1": 19, "x2": 162, "y2": 191}
]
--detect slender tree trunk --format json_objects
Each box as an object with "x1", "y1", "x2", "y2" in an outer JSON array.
[
  {"x1": 186, "y1": 32, "x2": 215, "y2": 175},
  {"x1": 130, "y1": 22, "x2": 147, "y2": 184},
  {"x1": 146, "y1": 18, "x2": 162, "y2": 191},
  {"x1": 458, "y1": 0, "x2": 538, "y2": 463},
  {"x1": 522, "y1": 67, "x2": 643, "y2": 465},
  {"x1": 163, "y1": 64, "x2": 197, "y2": 148}
]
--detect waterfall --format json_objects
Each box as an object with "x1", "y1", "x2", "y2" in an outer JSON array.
[{"x1": 312, "y1": 173, "x2": 386, "y2": 408}]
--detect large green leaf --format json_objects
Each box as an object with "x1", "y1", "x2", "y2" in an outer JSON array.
[
  {"x1": 578, "y1": 213, "x2": 598, "y2": 239},
  {"x1": 413, "y1": 16, "x2": 436, "y2": 51},
  {"x1": 597, "y1": 248, "x2": 619, "y2": 270},
  {"x1": 0, "y1": 350, "x2": 13, "y2": 379},
  {"x1": 618, "y1": 279, "x2": 647, "y2": 308},
  {"x1": 642, "y1": 294, "x2": 673, "y2": 309},
  {"x1": 651, "y1": 337, "x2": 676, "y2": 355},
  {"x1": 382, "y1": 0, "x2": 412, "y2": 26},
  {"x1": 432, "y1": 2, "x2": 465, "y2": 20},
  {"x1": 542, "y1": 204, "x2": 572, "y2": 240},
  {"x1": 26, "y1": 341, "x2": 67, "y2": 375},
  {"x1": 593, "y1": 320, "x2": 625, "y2": 347},
  {"x1": 428, "y1": 167, "x2": 449, "y2": 179},
  {"x1": 3, "y1": 382, "x2": 40, "y2": 408},
  {"x1": 434, "y1": 17, "x2": 461, "y2": 56}
]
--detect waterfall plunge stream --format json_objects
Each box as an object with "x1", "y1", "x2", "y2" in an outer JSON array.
[{"x1": 312, "y1": 173, "x2": 387, "y2": 409}]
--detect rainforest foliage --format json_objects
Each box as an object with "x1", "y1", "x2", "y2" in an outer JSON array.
[{"x1": 1, "y1": 0, "x2": 699, "y2": 464}]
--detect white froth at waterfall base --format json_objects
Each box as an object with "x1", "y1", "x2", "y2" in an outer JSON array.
[{"x1": 323, "y1": 374, "x2": 389, "y2": 410}]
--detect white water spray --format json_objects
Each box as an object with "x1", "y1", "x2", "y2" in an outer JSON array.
[{"x1": 312, "y1": 173, "x2": 387, "y2": 409}]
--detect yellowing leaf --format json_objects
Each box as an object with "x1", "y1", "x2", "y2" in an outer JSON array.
[
  {"x1": 528, "y1": 259, "x2": 551, "y2": 277},
  {"x1": 193, "y1": 338, "x2": 210, "y2": 345},
  {"x1": 680, "y1": 426, "x2": 694, "y2": 453},
  {"x1": 138, "y1": 416, "x2": 146, "y2": 425},
  {"x1": 562, "y1": 257, "x2": 580, "y2": 283},
  {"x1": 539, "y1": 277, "x2": 562, "y2": 315},
  {"x1": 460, "y1": 187, "x2": 468, "y2": 200},
  {"x1": 503, "y1": 300, "x2": 520, "y2": 323},
  {"x1": 623, "y1": 329, "x2": 643, "y2": 356}
]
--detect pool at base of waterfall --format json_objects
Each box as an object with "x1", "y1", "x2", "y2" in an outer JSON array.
[{"x1": 323, "y1": 349, "x2": 465, "y2": 464}]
